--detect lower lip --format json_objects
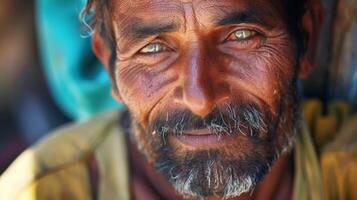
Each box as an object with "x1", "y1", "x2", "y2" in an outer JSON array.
[{"x1": 172, "y1": 130, "x2": 237, "y2": 149}]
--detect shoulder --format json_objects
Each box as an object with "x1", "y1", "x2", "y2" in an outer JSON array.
[{"x1": 0, "y1": 110, "x2": 123, "y2": 200}]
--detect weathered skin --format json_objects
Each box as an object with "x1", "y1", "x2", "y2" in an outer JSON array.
[
  {"x1": 92, "y1": 0, "x2": 322, "y2": 199},
  {"x1": 112, "y1": 0, "x2": 294, "y2": 124}
]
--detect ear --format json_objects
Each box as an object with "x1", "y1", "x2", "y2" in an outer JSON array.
[
  {"x1": 92, "y1": 31, "x2": 123, "y2": 103},
  {"x1": 298, "y1": 0, "x2": 324, "y2": 79},
  {"x1": 111, "y1": 89, "x2": 123, "y2": 103},
  {"x1": 92, "y1": 31, "x2": 112, "y2": 71}
]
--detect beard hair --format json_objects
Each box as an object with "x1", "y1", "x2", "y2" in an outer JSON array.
[
  {"x1": 128, "y1": 77, "x2": 301, "y2": 199},
  {"x1": 154, "y1": 146, "x2": 275, "y2": 198}
]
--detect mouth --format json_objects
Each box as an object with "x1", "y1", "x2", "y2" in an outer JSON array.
[{"x1": 172, "y1": 128, "x2": 238, "y2": 149}]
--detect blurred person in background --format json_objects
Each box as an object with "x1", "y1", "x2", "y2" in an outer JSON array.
[
  {"x1": 328, "y1": 0, "x2": 357, "y2": 109},
  {"x1": 317, "y1": 0, "x2": 357, "y2": 198},
  {"x1": 0, "y1": 0, "x2": 69, "y2": 172}
]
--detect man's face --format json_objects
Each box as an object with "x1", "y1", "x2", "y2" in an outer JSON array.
[{"x1": 110, "y1": 0, "x2": 301, "y2": 198}]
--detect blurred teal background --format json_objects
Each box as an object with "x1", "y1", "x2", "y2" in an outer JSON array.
[{"x1": 36, "y1": 0, "x2": 122, "y2": 121}]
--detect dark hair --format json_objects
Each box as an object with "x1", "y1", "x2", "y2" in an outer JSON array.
[
  {"x1": 83, "y1": 0, "x2": 113, "y2": 48},
  {"x1": 83, "y1": 0, "x2": 309, "y2": 50}
]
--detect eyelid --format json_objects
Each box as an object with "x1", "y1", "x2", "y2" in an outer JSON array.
[{"x1": 117, "y1": 36, "x2": 158, "y2": 60}]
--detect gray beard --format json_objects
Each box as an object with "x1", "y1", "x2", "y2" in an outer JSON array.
[
  {"x1": 129, "y1": 79, "x2": 301, "y2": 199},
  {"x1": 169, "y1": 162, "x2": 254, "y2": 198},
  {"x1": 153, "y1": 119, "x2": 298, "y2": 199},
  {"x1": 155, "y1": 131, "x2": 298, "y2": 199},
  {"x1": 154, "y1": 149, "x2": 269, "y2": 199}
]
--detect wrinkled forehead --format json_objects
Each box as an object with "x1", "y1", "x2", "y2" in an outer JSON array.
[{"x1": 112, "y1": 0, "x2": 286, "y2": 31}]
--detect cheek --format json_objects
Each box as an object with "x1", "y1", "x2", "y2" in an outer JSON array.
[
  {"x1": 222, "y1": 42, "x2": 297, "y2": 109},
  {"x1": 114, "y1": 60, "x2": 178, "y2": 125}
]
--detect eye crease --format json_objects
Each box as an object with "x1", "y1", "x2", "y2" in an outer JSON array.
[{"x1": 140, "y1": 42, "x2": 168, "y2": 54}]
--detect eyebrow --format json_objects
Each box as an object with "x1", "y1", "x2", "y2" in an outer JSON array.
[
  {"x1": 121, "y1": 20, "x2": 179, "y2": 44},
  {"x1": 215, "y1": 9, "x2": 272, "y2": 29}
]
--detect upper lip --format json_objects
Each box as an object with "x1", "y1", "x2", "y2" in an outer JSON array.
[{"x1": 182, "y1": 129, "x2": 213, "y2": 136}]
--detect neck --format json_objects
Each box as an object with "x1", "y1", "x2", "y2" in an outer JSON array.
[{"x1": 127, "y1": 138, "x2": 293, "y2": 200}]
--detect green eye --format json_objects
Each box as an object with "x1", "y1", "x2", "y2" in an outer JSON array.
[
  {"x1": 233, "y1": 29, "x2": 254, "y2": 40},
  {"x1": 140, "y1": 43, "x2": 167, "y2": 54}
]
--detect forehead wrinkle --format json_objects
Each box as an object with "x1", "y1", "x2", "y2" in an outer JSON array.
[
  {"x1": 113, "y1": 1, "x2": 186, "y2": 46},
  {"x1": 114, "y1": 0, "x2": 184, "y2": 12},
  {"x1": 191, "y1": 0, "x2": 240, "y2": 25},
  {"x1": 180, "y1": 1, "x2": 197, "y2": 32},
  {"x1": 113, "y1": 0, "x2": 185, "y2": 30},
  {"x1": 180, "y1": 0, "x2": 215, "y2": 33},
  {"x1": 193, "y1": 0, "x2": 284, "y2": 29}
]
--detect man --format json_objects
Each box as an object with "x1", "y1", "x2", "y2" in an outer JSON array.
[{"x1": 0, "y1": 0, "x2": 324, "y2": 199}]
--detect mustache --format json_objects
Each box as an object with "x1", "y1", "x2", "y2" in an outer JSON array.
[{"x1": 150, "y1": 102, "x2": 272, "y2": 138}]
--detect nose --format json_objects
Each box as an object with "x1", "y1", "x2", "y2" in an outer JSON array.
[{"x1": 175, "y1": 43, "x2": 230, "y2": 117}]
